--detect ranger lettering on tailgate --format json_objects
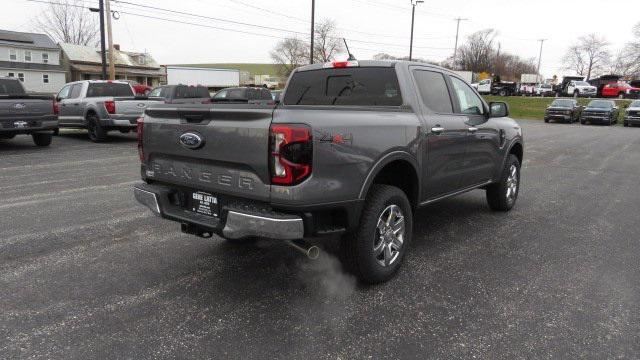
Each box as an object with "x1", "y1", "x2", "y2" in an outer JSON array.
[{"x1": 148, "y1": 160, "x2": 254, "y2": 190}]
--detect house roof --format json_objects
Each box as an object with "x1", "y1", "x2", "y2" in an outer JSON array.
[
  {"x1": 60, "y1": 43, "x2": 160, "y2": 69},
  {"x1": 0, "y1": 29, "x2": 58, "y2": 50}
]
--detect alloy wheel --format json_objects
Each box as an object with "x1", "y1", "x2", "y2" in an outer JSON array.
[{"x1": 374, "y1": 205, "x2": 405, "y2": 267}]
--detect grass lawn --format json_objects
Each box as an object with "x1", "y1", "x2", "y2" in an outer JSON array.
[
  {"x1": 173, "y1": 63, "x2": 281, "y2": 76},
  {"x1": 483, "y1": 95, "x2": 634, "y2": 122}
]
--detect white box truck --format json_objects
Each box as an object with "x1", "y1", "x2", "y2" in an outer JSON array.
[{"x1": 164, "y1": 66, "x2": 240, "y2": 88}]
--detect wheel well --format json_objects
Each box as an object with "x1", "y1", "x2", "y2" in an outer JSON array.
[
  {"x1": 85, "y1": 110, "x2": 97, "y2": 118},
  {"x1": 370, "y1": 160, "x2": 419, "y2": 208},
  {"x1": 509, "y1": 142, "x2": 523, "y2": 164}
]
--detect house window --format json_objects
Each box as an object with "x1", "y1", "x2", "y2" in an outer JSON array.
[
  {"x1": 42, "y1": 53, "x2": 49, "y2": 64},
  {"x1": 9, "y1": 49, "x2": 17, "y2": 61},
  {"x1": 8, "y1": 72, "x2": 15, "y2": 78},
  {"x1": 18, "y1": 73, "x2": 25, "y2": 82},
  {"x1": 24, "y1": 51, "x2": 32, "y2": 62},
  {"x1": 43, "y1": 74, "x2": 49, "y2": 84}
]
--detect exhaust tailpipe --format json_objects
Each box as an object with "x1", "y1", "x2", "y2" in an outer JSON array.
[{"x1": 288, "y1": 239, "x2": 320, "y2": 260}]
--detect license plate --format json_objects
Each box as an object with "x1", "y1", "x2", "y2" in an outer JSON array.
[{"x1": 188, "y1": 191, "x2": 218, "y2": 217}]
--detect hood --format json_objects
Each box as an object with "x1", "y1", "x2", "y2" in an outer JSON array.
[
  {"x1": 576, "y1": 85, "x2": 597, "y2": 90},
  {"x1": 626, "y1": 106, "x2": 640, "y2": 111},
  {"x1": 547, "y1": 106, "x2": 571, "y2": 110}
]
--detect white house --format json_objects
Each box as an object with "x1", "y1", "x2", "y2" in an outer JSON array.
[{"x1": 0, "y1": 30, "x2": 66, "y2": 94}]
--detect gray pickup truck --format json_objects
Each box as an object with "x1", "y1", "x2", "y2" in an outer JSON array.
[
  {"x1": 0, "y1": 77, "x2": 57, "y2": 147},
  {"x1": 134, "y1": 60, "x2": 524, "y2": 283},
  {"x1": 56, "y1": 80, "x2": 162, "y2": 142}
]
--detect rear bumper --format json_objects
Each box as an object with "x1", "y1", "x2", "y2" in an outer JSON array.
[
  {"x1": 0, "y1": 118, "x2": 58, "y2": 134},
  {"x1": 133, "y1": 183, "x2": 304, "y2": 240},
  {"x1": 101, "y1": 115, "x2": 139, "y2": 128}
]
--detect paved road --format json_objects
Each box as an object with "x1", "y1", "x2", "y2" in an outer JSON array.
[{"x1": 1, "y1": 122, "x2": 639, "y2": 359}]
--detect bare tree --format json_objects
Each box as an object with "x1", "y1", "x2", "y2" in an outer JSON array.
[
  {"x1": 455, "y1": 29, "x2": 497, "y2": 73},
  {"x1": 562, "y1": 34, "x2": 610, "y2": 80},
  {"x1": 313, "y1": 19, "x2": 344, "y2": 63},
  {"x1": 33, "y1": 0, "x2": 99, "y2": 45},
  {"x1": 619, "y1": 23, "x2": 640, "y2": 76},
  {"x1": 270, "y1": 37, "x2": 309, "y2": 77}
]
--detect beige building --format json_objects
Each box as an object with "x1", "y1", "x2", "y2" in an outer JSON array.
[{"x1": 60, "y1": 43, "x2": 164, "y2": 86}]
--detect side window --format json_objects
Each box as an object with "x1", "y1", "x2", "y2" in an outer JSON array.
[
  {"x1": 148, "y1": 87, "x2": 162, "y2": 97},
  {"x1": 57, "y1": 85, "x2": 71, "y2": 100},
  {"x1": 450, "y1": 76, "x2": 484, "y2": 115},
  {"x1": 69, "y1": 84, "x2": 82, "y2": 98},
  {"x1": 413, "y1": 70, "x2": 453, "y2": 113}
]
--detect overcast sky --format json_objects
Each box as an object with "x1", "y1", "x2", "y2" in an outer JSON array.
[{"x1": 3, "y1": 0, "x2": 639, "y2": 78}]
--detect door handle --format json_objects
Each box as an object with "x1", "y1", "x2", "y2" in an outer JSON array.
[
  {"x1": 468, "y1": 127, "x2": 478, "y2": 133},
  {"x1": 431, "y1": 126, "x2": 445, "y2": 134}
]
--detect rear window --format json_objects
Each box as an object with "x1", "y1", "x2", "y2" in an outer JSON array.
[
  {"x1": 0, "y1": 79, "x2": 25, "y2": 94},
  {"x1": 174, "y1": 86, "x2": 210, "y2": 99},
  {"x1": 213, "y1": 88, "x2": 247, "y2": 100},
  {"x1": 283, "y1": 67, "x2": 402, "y2": 106},
  {"x1": 86, "y1": 82, "x2": 134, "y2": 97}
]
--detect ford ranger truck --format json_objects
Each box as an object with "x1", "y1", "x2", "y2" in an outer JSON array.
[
  {"x1": 134, "y1": 60, "x2": 524, "y2": 284},
  {"x1": 56, "y1": 80, "x2": 162, "y2": 142},
  {"x1": 0, "y1": 77, "x2": 57, "y2": 146}
]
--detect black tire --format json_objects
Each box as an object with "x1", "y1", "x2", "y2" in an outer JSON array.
[
  {"x1": 52, "y1": 128, "x2": 60, "y2": 136},
  {"x1": 499, "y1": 89, "x2": 507, "y2": 97},
  {"x1": 486, "y1": 154, "x2": 520, "y2": 211},
  {"x1": 32, "y1": 133, "x2": 52, "y2": 147},
  {"x1": 544, "y1": 118, "x2": 549, "y2": 123},
  {"x1": 86, "y1": 114, "x2": 107, "y2": 142},
  {"x1": 574, "y1": 90, "x2": 579, "y2": 98},
  {"x1": 580, "y1": 117, "x2": 586, "y2": 125},
  {"x1": 624, "y1": 121, "x2": 629, "y2": 127},
  {"x1": 341, "y1": 185, "x2": 413, "y2": 284}
]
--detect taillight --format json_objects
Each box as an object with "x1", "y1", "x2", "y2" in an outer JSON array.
[
  {"x1": 269, "y1": 124, "x2": 312, "y2": 185},
  {"x1": 53, "y1": 100, "x2": 59, "y2": 115},
  {"x1": 104, "y1": 100, "x2": 116, "y2": 114},
  {"x1": 137, "y1": 117, "x2": 144, "y2": 162}
]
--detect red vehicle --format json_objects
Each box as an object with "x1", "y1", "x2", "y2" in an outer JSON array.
[
  {"x1": 122, "y1": 80, "x2": 152, "y2": 95},
  {"x1": 601, "y1": 82, "x2": 640, "y2": 99}
]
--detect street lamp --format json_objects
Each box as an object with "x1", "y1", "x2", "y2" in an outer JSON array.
[
  {"x1": 89, "y1": 2, "x2": 107, "y2": 80},
  {"x1": 409, "y1": 0, "x2": 423, "y2": 61}
]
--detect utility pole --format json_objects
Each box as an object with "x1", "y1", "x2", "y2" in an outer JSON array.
[
  {"x1": 452, "y1": 17, "x2": 468, "y2": 68},
  {"x1": 104, "y1": 0, "x2": 115, "y2": 79},
  {"x1": 310, "y1": 0, "x2": 315, "y2": 64},
  {"x1": 409, "y1": 0, "x2": 423, "y2": 61},
  {"x1": 97, "y1": 0, "x2": 107, "y2": 79},
  {"x1": 536, "y1": 39, "x2": 546, "y2": 81}
]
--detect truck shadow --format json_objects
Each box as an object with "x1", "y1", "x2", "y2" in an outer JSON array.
[{"x1": 57, "y1": 131, "x2": 138, "y2": 143}]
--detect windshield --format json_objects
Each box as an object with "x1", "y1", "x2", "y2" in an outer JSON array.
[
  {"x1": 551, "y1": 99, "x2": 574, "y2": 107},
  {"x1": 587, "y1": 100, "x2": 613, "y2": 109},
  {"x1": 629, "y1": 100, "x2": 640, "y2": 107},
  {"x1": 574, "y1": 81, "x2": 590, "y2": 86},
  {"x1": 540, "y1": 84, "x2": 552, "y2": 89}
]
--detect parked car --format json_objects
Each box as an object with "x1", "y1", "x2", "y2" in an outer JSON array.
[
  {"x1": 601, "y1": 82, "x2": 640, "y2": 99},
  {"x1": 123, "y1": 80, "x2": 152, "y2": 95},
  {"x1": 544, "y1": 99, "x2": 581, "y2": 123},
  {"x1": 587, "y1": 75, "x2": 621, "y2": 97},
  {"x1": 565, "y1": 80, "x2": 597, "y2": 97},
  {"x1": 535, "y1": 83, "x2": 555, "y2": 96},
  {"x1": 579, "y1": 100, "x2": 619, "y2": 125},
  {"x1": 0, "y1": 77, "x2": 57, "y2": 147},
  {"x1": 211, "y1": 87, "x2": 273, "y2": 103},
  {"x1": 148, "y1": 85, "x2": 211, "y2": 104},
  {"x1": 623, "y1": 100, "x2": 640, "y2": 127},
  {"x1": 56, "y1": 80, "x2": 162, "y2": 142},
  {"x1": 133, "y1": 60, "x2": 524, "y2": 284}
]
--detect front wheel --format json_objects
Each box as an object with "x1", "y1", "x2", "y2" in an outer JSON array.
[
  {"x1": 486, "y1": 154, "x2": 520, "y2": 211},
  {"x1": 341, "y1": 185, "x2": 413, "y2": 284},
  {"x1": 32, "y1": 133, "x2": 52, "y2": 147}
]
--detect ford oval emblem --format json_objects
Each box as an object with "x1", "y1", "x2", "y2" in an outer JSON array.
[
  {"x1": 13, "y1": 103, "x2": 27, "y2": 110},
  {"x1": 179, "y1": 132, "x2": 204, "y2": 149}
]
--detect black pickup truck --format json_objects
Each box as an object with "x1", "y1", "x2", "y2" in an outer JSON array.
[
  {"x1": 0, "y1": 77, "x2": 57, "y2": 147},
  {"x1": 134, "y1": 60, "x2": 524, "y2": 283}
]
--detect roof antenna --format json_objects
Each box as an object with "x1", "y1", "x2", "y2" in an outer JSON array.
[{"x1": 343, "y1": 38, "x2": 356, "y2": 61}]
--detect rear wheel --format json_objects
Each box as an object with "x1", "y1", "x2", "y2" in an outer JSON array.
[
  {"x1": 486, "y1": 154, "x2": 520, "y2": 211},
  {"x1": 32, "y1": 133, "x2": 52, "y2": 147},
  {"x1": 86, "y1": 114, "x2": 107, "y2": 142},
  {"x1": 341, "y1": 185, "x2": 412, "y2": 284},
  {"x1": 499, "y1": 89, "x2": 507, "y2": 97}
]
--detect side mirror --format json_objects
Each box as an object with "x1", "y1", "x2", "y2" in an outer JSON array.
[{"x1": 489, "y1": 102, "x2": 509, "y2": 118}]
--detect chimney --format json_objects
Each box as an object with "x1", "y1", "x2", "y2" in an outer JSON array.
[{"x1": 113, "y1": 44, "x2": 120, "y2": 51}]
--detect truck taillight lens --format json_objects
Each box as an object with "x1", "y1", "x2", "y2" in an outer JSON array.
[
  {"x1": 137, "y1": 117, "x2": 144, "y2": 162},
  {"x1": 270, "y1": 124, "x2": 312, "y2": 185},
  {"x1": 53, "y1": 100, "x2": 59, "y2": 115},
  {"x1": 104, "y1": 100, "x2": 116, "y2": 114}
]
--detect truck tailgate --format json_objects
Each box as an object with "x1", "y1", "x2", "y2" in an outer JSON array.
[
  {"x1": 0, "y1": 97, "x2": 53, "y2": 130},
  {"x1": 142, "y1": 104, "x2": 274, "y2": 202},
  {"x1": 114, "y1": 97, "x2": 163, "y2": 117}
]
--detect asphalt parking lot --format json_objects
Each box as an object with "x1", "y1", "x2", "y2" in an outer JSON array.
[{"x1": 1, "y1": 121, "x2": 639, "y2": 359}]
